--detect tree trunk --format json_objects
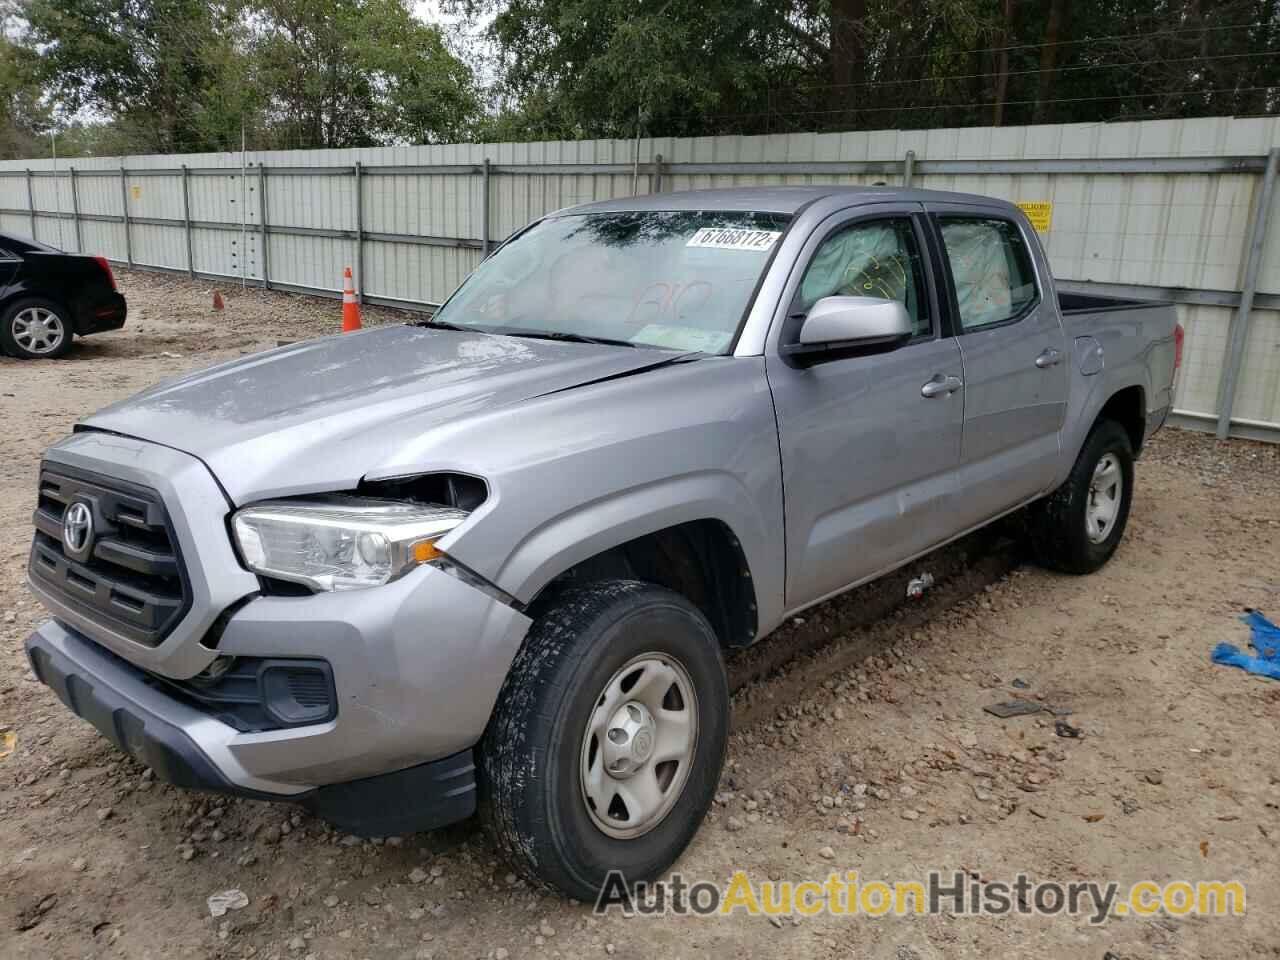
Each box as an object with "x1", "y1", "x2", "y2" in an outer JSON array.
[
  {"x1": 1033, "y1": 0, "x2": 1067, "y2": 124},
  {"x1": 991, "y1": 0, "x2": 1016, "y2": 127},
  {"x1": 828, "y1": 0, "x2": 868, "y2": 129}
]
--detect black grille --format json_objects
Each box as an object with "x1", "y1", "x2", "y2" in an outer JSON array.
[{"x1": 29, "y1": 465, "x2": 190, "y2": 647}]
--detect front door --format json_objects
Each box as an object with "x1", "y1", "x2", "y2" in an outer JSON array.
[
  {"x1": 926, "y1": 206, "x2": 1069, "y2": 525},
  {"x1": 765, "y1": 208, "x2": 965, "y2": 608}
]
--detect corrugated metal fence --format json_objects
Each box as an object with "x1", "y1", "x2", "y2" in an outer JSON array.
[{"x1": 1, "y1": 116, "x2": 1278, "y2": 441}]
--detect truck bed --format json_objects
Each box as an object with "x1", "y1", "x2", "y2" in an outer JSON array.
[{"x1": 1057, "y1": 289, "x2": 1165, "y2": 315}]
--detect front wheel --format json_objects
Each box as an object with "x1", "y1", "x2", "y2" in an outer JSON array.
[
  {"x1": 1027, "y1": 419, "x2": 1135, "y2": 574},
  {"x1": 0, "y1": 297, "x2": 73, "y2": 359},
  {"x1": 480, "y1": 580, "x2": 728, "y2": 900}
]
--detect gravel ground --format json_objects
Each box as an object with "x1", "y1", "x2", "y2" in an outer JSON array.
[{"x1": 2, "y1": 269, "x2": 1279, "y2": 959}]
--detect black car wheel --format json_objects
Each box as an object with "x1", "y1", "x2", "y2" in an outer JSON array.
[
  {"x1": 1027, "y1": 419, "x2": 1135, "y2": 574},
  {"x1": 1, "y1": 297, "x2": 73, "y2": 359},
  {"x1": 481, "y1": 580, "x2": 728, "y2": 900}
]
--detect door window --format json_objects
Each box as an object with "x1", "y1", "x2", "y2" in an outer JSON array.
[
  {"x1": 938, "y1": 218, "x2": 1038, "y2": 331},
  {"x1": 794, "y1": 218, "x2": 930, "y2": 337}
]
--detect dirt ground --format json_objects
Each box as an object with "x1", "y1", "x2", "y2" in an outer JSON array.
[{"x1": 2, "y1": 269, "x2": 1279, "y2": 960}]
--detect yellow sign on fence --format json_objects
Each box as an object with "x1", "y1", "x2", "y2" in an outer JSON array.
[{"x1": 1017, "y1": 201, "x2": 1052, "y2": 232}]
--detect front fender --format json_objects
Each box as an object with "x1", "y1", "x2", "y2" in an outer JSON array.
[
  {"x1": 407, "y1": 357, "x2": 787, "y2": 632},
  {"x1": 495, "y1": 470, "x2": 776, "y2": 613}
]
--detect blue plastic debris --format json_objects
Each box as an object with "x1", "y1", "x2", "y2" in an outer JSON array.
[{"x1": 1211, "y1": 610, "x2": 1280, "y2": 681}]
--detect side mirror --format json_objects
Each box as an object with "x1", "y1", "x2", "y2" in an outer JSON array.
[{"x1": 782, "y1": 296, "x2": 914, "y2": 365}]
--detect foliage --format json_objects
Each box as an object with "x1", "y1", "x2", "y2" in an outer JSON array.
[
  {"x1": 452, "y1": 0, "x2": 1280, "y2": 138},
  {"x1": 244, "y1": 0, "x2": 479, "y2": 148},
  {"x1": 3, "y1": 0, "x2": 1278, "y2": 158},
  {"x1": 10, "y1": 0, "x2": 478, "y2": 156}
]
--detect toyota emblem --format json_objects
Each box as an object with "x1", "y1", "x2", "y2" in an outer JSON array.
[{"x1": 63, "y1": 502, "x2": 94, "y2": 558}]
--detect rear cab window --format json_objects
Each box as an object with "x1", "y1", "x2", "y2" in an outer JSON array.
[{"x1": 938, "y1": 217, "x2": 1039, "y2": 331}]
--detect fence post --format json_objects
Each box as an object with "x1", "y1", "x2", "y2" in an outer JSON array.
[
  {"x1": 181, "y1": 164, "x2": 194, "y2": 278},
  {"x1": 119, "y1": 165, "x2": 133, "y2": 266},
  {"x1": 653, "y1": 153, "x2": 663, "y2": 194},
  {"x1": 904, "y1": 149, "x2": 916, "y2": 188},
  {"x1": 69, "y1": 166, "x2": 82, "y2": 252},
  {"x1": 1215, "y1": 146, "x2": 1280, "y2": 440},
  {"x1": 354, "y1": 160, "x2": 364, "y2": 304},
  {"x1": 481, "y1": 157, "x2": 491, "y2": 256},
  {"x1": 25, "y1": 168, "x2": 35, "y2": 240},
  {"x1": 258, "y1": 163, "x2": 269, "y2": 289}
]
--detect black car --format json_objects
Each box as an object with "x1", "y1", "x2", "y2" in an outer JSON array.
[{"x1": 0, "y1": 233, "x2": 127, "y2": 359}]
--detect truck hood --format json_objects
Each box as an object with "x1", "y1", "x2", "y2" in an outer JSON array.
[{"x1": 82, "y1": 324, "x2": 678, "y2": 504}]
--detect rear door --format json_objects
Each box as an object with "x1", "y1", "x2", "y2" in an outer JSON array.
[
  {"x1": 925, "y1": 204, "x2": 1068, "y2": 525},
  {"x1": 765, "y1": 205, "x2": 965, "y2": 608}
]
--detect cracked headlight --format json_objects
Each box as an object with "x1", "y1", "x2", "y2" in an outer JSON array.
[{"x1": 232, "y1": 496, "x2": 468, "y2": 592}]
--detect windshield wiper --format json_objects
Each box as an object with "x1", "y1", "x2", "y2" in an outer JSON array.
[
  {"x1": 496, "y1": 327, "x2": 639, "y2": 348},
  {"x1": 413, "y1": 316, "x2": 474, "y2": 331}
]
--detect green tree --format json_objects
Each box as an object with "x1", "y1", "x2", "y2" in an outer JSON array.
[
  {"x1": 245, "y1": 0, "x2": 480, "y2": 147},
  {"x1": 453, "y1": 0, "x2": 1278, "y2": 137},
  {"x1": 0, "y1": 2, "x2": 53, "y2": 159},
  {"x1": 24, "y1": 0, "x2": 254, "y2": 152}
]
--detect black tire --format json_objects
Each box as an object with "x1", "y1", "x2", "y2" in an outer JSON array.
[
  {"x1": 1027, "y1": 419, "x2": 1135, "y2": 574},
  {"x1": 480, "y1": 579, "x2": 728, "y2": 900},
  {"x1": 0, "y1": 297, "x2": 73, "y2": 359}
]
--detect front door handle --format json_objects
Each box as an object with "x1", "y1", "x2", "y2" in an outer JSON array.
[
  {"x1": 1035, "y1": 348, "x2": 1063, "y2": 369},
  {"x1": 921, "y1": 374, "x2": 963, "y2": 398}
]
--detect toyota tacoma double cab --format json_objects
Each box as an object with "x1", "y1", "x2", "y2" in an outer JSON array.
[{"x1": 24, "y1": 186, "x2": 1180, "y2": 898}]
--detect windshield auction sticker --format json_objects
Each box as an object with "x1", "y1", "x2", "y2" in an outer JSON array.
[{"x1": 686, "y1": 227, "x2": 782, "y2": 251}]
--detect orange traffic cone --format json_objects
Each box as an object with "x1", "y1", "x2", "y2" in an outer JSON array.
[{"x1": 341, "y1": 267, "x2": 362, "y2": 332}]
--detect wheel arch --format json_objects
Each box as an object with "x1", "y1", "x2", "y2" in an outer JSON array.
[
  {"x1": 522, "y1": 516, "x2": 762, "y2": 650},
  {"x1": 1095, "y1": 384, "x2": 1146, "y2": 455}
]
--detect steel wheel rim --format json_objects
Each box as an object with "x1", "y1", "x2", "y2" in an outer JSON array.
[
  {"x1": 1086, "y1": 452, "x2": 1122, "y2": 544},
  {"x1": 580, "y1": 652, "x2": 698, "y2": 840},
  {"x1": 12, "y1": 307, "x2": 65, "y2": 355}
]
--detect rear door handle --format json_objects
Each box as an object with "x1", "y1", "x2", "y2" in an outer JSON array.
[
  {"x1": 1035, "y1": 348, "x2": 1063, "y2": 368},
  {"x1": 921, "y1": 374, "x2": 963, "y2": 398}
]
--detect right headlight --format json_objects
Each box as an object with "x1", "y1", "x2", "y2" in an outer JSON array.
[{"x1": 231, "y1": 496, "x2": 468, "y2": 592}]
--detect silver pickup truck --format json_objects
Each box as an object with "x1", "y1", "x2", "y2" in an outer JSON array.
[{"x1": 24, "y1": 186, "x2": 1180, "y2": 898}]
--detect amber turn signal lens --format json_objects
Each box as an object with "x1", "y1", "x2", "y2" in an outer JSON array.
[{"x1": 411, "y1": 539, "x2": 443, "y2": 563}]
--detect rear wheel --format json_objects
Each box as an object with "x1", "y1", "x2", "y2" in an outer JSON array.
[
  {"x1": 1, "y1": 297, "x2": 73, "y2": 359},
  {"x1": 480, "y1": 580, "x2": 728, "y2": 900},
  {"x1": 1027, "y1": 419, "x2": 1135, "y2": 574}
]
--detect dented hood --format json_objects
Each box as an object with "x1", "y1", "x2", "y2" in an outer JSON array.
[{"x1": 81, "y1": 324, "x2": 677, "y2": 504}]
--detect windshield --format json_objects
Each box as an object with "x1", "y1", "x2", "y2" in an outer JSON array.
[{"x1": 431, "y1": 210, "x2": 791, "y2": 353}]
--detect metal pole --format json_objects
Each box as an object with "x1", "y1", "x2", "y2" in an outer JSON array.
[
  {"x1": 481, "y1": 157, "x2": 491, "y2": 256},
  {"x1": 120, "y1": 165, "x2": 133, "y2": 266},
  {"x1": 51, "y1": 132, "x2": 66, "y2": 250},
  {"x1": 69, "y1": 166, "x2": 82, "y2": 252},
  {"x1": 240, "y1": 122, "x2": 247, "y2": 289},
  {"x1": 653, "y1": 153, "x2": 663, "y2": 194},
  {"x1": 904, "y1": 149, "x2": 916, "y2": 188},
  {"x1": 181, "y1": 164, "x2": 194, "y2": 278},
  {"x1": 1215, "y1": 146, "x2": 1279, "y2": 440},
  {"x1": 631, "y1": 104, "x2": 642, "y2": 196},
  {"x1": 25, "y1": 168, "x2": 35, "y2": 240},
  {"x1": 258, "y1": 162, "x2": 269, "y2": 289},
  {"x1": 354, "y1": 160, "x2": 364, "y2": 305}
]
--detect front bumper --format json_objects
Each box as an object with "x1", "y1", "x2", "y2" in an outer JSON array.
[
  {"x1": 26, "y1": 432, "x2": 533, "y2": 833},
  {"x1": 27, "y1": 559, "x2": 531, "y2": 793},
  {"x1": 26, "y1": 617, "x2": 492, "y2": 836}
]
